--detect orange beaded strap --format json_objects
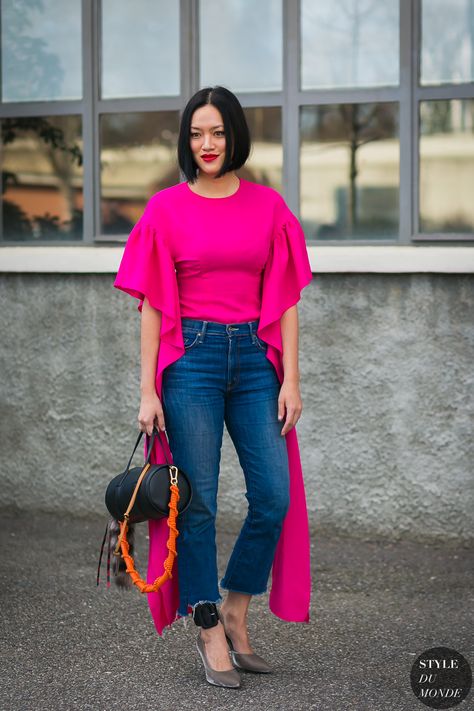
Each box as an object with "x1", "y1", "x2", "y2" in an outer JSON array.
[{"x1": 113, "y1": 462, "x2": 180, "y2": 593}]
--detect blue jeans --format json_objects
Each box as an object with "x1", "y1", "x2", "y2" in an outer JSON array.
[{"x1": 161, "y1": 317, "x2": 291, "y2": 617}]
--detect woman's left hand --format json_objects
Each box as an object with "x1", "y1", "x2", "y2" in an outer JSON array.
[{"x1": 278, "y1": 379, "x2": 303, "y2": 435}]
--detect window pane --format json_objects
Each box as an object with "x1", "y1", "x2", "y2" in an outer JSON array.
[
  {"x1": 1, "y1": 116, "x2": 83, "y2": 241},
  {"x1": 421, "y1": 0, "x2": 474, "y2": 85},
  {"x1": 301, "y1": 0, "x2": 399, "y2": 89},
  {"x1": 101, "y1": 0, "x2": 180, "y2": 99},
  {"x1": 300, "y1": 103, "x2": 399, "y2": 240},
  {"x1": 419, "y1": 100, "x2": 474, "y2": 233},
  {"x1": 200, "y1": 0, "x2": 282, "y2": 92},
  {"x1": 100, "y1": 112, "x2": 180, "y2": 234},
  {"x1": 1, "y1": 0, "x2": 82, "y2": 102},
  {"x1": 237, "y1": 107, "x2": 282, "y2": 193}
]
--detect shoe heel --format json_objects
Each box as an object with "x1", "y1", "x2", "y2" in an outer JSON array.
[{"x1": 195, "y1": 632, "x2": 241, "y2": 688}]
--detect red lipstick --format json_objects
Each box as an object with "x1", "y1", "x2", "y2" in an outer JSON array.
[{"x1": 201, "y1": 154, "x2": 218, "y2": 162}]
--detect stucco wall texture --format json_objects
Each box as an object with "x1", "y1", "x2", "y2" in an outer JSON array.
[{"x1": 0, "y1": 273, "x2": 472, "y2": 543}]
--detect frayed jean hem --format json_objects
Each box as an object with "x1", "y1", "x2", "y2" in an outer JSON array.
[
  {"x1": 219, "y1": 581, "x2": 268, "y2": 596},
  {"x1": 177, "y1": 595, "x2": 223, "y2": 618}
]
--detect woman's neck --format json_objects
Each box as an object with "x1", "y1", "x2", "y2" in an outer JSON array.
[{"x1": 188, "y1": 171, "x2": 240, "y2": 198}]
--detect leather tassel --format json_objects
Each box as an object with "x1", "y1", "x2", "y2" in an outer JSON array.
[
  {"x1": 96, "y1": 523, "x2": 109, "y2": 587},
  {"x1": 97, "y1": 518, "x2": 136, "y2": 589},
  {"x1": 107, "y1": 518, "x2": 135, "y2": 588},
  {"x1": 106, "y1": 522, "x2": 111, "y2": 588}
]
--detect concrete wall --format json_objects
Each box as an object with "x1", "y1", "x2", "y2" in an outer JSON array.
[{"x1": 0, "y1": 272, "x2": 473, "y2": 543}]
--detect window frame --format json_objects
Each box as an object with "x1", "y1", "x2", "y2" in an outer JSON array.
[{"x1": 0, "y1": 0, "x2": 473, "y2": 246}]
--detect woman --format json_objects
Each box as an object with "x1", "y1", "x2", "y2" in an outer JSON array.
[{"x1": 113, "y1": 86, "x2": 312, "y2": 689}]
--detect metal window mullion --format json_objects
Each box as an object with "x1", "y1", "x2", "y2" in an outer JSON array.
[
  {"x1": 399, "y1": 0, "x2": 415, "y2": 244},
  {"x1": 415, "y1": 83, "x2": 474, "y2": 101},
  {"x1": 296, "y1": 87, "x2": 400, "y2": 104},
  {"x1": 231, "y1": 92, "x2": 283, "y2": 108},
  {"x1": 96, "y1": 96, "x2": 184, "y2": 113},
  {"x1": 0, "y1": 5, "x2": 2, "y2": 240},
  {"x1": 412, "y1": 0, "x2": 421, "y2": 237},
  {"x1": 0, "y1": 101, "x2": 83, "y2": 118},
  {"x1": 189, "y1": 0, "x2": 200, "y2": 96},
  {"x1": 305, "y1": 237, "x2": 403, "y2": 246},
  {"x1": 82, "y1": 0, "x2": 95, "y2": 243},
  {"x1": 92, "y1": 0, "x2": 102, "y2": 240},
  {"x1": 283, "y1": 0, "x2": 300, "y2": 214},
  {"x1": 413, "y1": 232, "x2": 474, "y2": 249}
]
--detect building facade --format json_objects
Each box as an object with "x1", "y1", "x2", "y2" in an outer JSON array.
[{"x1": 1, "y1": 1, "x2": 473, "y2": 541}]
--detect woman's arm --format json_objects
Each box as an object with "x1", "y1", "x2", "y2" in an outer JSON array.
[
  {"x1": 278, "y1": 304, "x2": 303, "y2": 435},
  {"x1": 138, "y1": 296, "x2": 166, "y2": 435}
]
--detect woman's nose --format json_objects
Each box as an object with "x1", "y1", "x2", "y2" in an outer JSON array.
[{"x1": 202, "y1": 134, "x2": 214, "y2": 149}]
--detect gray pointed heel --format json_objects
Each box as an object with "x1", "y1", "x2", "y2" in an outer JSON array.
[
  {"x1": 224, "y1": 633, "x2": 272, "y2": 673},
  {"x1": 195, "y1": 632, "x2": 241, "y2": 688}
]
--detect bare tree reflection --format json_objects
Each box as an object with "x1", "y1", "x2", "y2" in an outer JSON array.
[
  {"x1": 2, "y1": 116, "x2": 83, "y2": 240},
  {"x1": 2, "y1": 0, "x2": 64, "y2": 101}
]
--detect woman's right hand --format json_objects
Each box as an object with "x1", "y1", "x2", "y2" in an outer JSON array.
[{"x1": 138, "y1": 391, "x2": 166, "y2": 436}]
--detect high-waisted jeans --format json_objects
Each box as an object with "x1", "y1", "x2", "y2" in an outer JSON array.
[{"x1": 161, "y1": 317, "x2": 291, "y2": 617}]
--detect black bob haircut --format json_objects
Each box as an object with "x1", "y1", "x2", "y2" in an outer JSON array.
[{"x1": 177, "y1": 86, "x2": 251, "y2": 183}]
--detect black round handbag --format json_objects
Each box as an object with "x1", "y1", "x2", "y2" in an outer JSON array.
[{"x1": 105, "y1": 426, "x2": 192, "y2": 524}]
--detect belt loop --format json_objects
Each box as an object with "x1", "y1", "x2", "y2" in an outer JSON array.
[
  {"x1": 247, "y1": 320, "x2": 254, "y2": 337},
  {"x1": 199, "y1": 321, "x2": 208, "y2": 342}
]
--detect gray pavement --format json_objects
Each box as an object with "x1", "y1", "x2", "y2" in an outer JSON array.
[{"x1": 1, "y1": 512, "x2": 473, "y2": 711}]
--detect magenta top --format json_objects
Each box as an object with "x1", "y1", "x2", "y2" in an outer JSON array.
[{"x1": 114, "y1": 177, "x2": 313, "y2": 634}]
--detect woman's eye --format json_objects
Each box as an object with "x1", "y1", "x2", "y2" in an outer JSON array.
[{"x1": 190, "y1": 130, "x2": 224, "y2": 138}]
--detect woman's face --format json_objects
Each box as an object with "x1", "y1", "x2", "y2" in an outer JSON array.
[{"x1": 189, "y1": 104, "x2": 229, "y2": 178}]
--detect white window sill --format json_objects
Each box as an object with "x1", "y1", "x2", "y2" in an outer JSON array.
[{"x1": 0, "y1": 245, "x2": 474, "y2": 273}]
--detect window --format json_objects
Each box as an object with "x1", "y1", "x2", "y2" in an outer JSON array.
[
  {"x1": 238, "y1": 107, "x2": 283, "y2": 192},
  {"x1": 200, "y1": 0, "x2": 283, "y2": 92},
  {"x1": 300, "y1": 103, "x2": 399, "y2": 241},
  {"x1": 419, "y1": 100, "x2": 474, "y2": 233},
  {"x1": 301, "y1": 0, "x2": 399, "y2": 89},
  {"x1": 1, "y1": 0, "x2": 473, "y2": 245},
  {"x1": 421, "y1": 0, "x2": 474, "y2": 86},
  {"x1": 1, "y1": 0, "x2": 82, "y2": 102},
  {"x1": 100, "y1": 111, "x2": 180, "y2": 235},
  {"x1": 2, "y1": 115, "x2": 83, "y2": 241},
  {"x1": 101, "y1": 0, "x2": 180, "y2": 99}
]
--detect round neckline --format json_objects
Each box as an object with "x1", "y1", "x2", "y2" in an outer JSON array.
[{"x1": 185, "y1": 177, "x2": 243, "y2": 200}]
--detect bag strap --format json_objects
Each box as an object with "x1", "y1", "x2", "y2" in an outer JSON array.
[
  {"x1": 117, "y1": 426, "x2": 171, "y2": 489},
  {"x1": 113, "y1": 466, "x2": 180, "y2": 593},
  {"x1": 126, "y1": 426, "x2": 170, "y2": 472},
  {"x1": 145, "y1": 427, "x2": 171, "y2": 467}
]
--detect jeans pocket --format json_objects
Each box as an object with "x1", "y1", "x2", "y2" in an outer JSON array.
[
  {"x1": 252, "y1": 333, "x2": 268, "y2": 352},
  {"x1": 183, "y1": 330, "x2": 201, "y2": 351}
]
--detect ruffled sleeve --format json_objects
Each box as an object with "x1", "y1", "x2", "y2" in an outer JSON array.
[
  {"x1": 113, "y1": 209, "x2": 182, "y2": 355},
  {"x1": 113, "y1": 211, "x2": 173, "y2": 312},
  {"x1": 257, "y1": 201, "x2": 313, "y2": 371}
]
